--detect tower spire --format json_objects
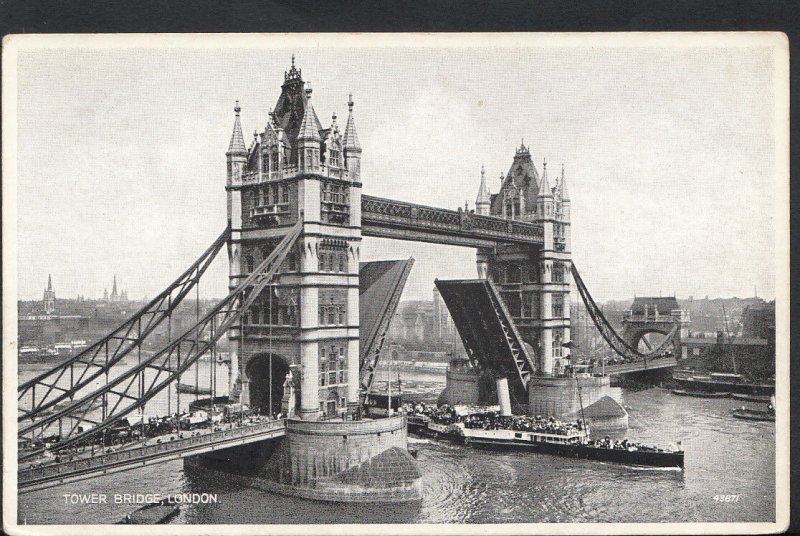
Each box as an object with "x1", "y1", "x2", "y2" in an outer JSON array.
[
  {"x1": 558, "y1": 163, "x2": 570, "y2": 201},
  {"x1": 47, "y1": 274, "x2": 52, "y2": 291},
  {"x1": 227, "y1": 100, "x2": 247, "y2": 156},
  {"x1": 343, "y1": 93, "x2": 361, "y2": 151},
  {"x1": 475, "y1": 165, "x2": 490, "y2": 215},
  {"x1": 538, "y1": 158, "x2": 552, "y2": 197},
  {"x1": 297, "y1": 83, "x2": 321, "y2": 142}
]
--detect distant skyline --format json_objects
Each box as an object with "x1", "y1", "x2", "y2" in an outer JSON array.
[{"x1": 7, "y1": 34, "x2": 787, "y2": 303}]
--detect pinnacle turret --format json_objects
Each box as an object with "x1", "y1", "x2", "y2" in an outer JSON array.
[
  {"x1": 342, "y1": 94, "x2": 361, "y2": 152},
  {"x1": 558, "y1": 163, "x2": 570, "y2": 201},
  {"x1": 538, "y1": 159, "x2": 553, "y2": 197},
  {"x1": 227, "y1": 101, "x2": 247, "y2": 156},
  {"x1": 297, "y1": 84, "x2": 321, "y2": 142},
  {"x1": 476, "y1": 165, "x2": 491, "y2": 215}
]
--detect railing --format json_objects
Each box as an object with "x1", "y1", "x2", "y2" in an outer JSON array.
[
  {"x1": 238, "y1": 164, "x2": 350, "y2": 185},
  {"x1": 251, "y1": 204, "x2": 290, "y2": 218},
  {"x1": 362, "y1": 195, "x2": 544, "y2": 245},
  {"x1": 19, "y1": 419, "x2": 287, "y2": 487}
]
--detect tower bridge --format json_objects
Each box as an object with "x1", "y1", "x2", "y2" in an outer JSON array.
[{"x1": 17, "y1": 58, "x2": 686, "y2": 500}]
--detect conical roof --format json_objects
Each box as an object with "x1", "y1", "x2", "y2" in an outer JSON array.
[
  {"x1": 538, "y1": 159, "x2": 553, "y2": 198},
  {"x1": 227, "y1": 101, "x2": 247, "y2": 155},
  {"x1": 297, "y1": 85, "x2": 321, "y2": 142},
  {"x1": 476, "y1": 165, "x2": 490, "y2": 205},
  {"x1": 343, "y1": 94, "x2": 361, "y2": 151},
  {"x1": 559, "y1": 164, "x2": 570, "y2": 201}
]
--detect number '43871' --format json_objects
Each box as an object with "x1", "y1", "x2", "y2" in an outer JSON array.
[{"x1": 713, "y1": 495, "x2": 741, "y2": 502}]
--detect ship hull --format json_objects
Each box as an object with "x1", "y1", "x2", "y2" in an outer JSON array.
[{"x1": 408, "y1": 418, "x2": 683, "y2": 468}]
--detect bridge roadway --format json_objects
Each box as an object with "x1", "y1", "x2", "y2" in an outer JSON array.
[
  {"x1": 18, "y1": 418, "x2": 287, "y2": 493},
  {"x1": 601, "y1": 356, "x2": 678, "y2": 375}
]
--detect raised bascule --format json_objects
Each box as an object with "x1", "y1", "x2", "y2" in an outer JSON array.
[{"x1": 17, "y1": 58, "x2": 687, "y2": 501}]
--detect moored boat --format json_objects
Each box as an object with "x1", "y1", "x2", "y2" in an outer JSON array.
[
  {"x1": 731, "y1": 392, "x2": 772, "y2": 403},
  {"x1": 118, "y1": 497, "x2": 180, "y2": 524},
  {"x1": 176, "y1": 383, "x2": 212, "y2": 395},
  {"x1": 671, "y1": 389, "x2": 730, "y2": 398},
  {"x1": 731, "y1": 407, "x2": 774, "y2": 422}
]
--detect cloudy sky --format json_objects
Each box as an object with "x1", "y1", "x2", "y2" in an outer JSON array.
[{"x1": 8, "y1": 34, "x2": 787, "y2": 303}]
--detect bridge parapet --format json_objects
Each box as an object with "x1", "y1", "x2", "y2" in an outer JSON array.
[
  {"x1": 361, "y1": 195, "x2": 544, "y2": 247},
  {"x1": 19, "y1": 419, "x2": 287, "y2": 491}
]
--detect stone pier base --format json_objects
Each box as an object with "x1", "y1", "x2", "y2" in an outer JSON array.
[
  {"x1": 187, "y1": 415, "x2": 421, "y2": 503},
  {"x1": 528, "y1": 375, "x2": 612, "y2": 420}
]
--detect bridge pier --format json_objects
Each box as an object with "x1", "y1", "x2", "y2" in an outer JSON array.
[{"x1": 187, "y1": 416, "x2": 421, "y2": 503}]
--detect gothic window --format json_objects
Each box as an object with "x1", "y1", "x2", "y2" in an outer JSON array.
[
  {"x1": 507, "y1": 264, "x2": 521, "y2": 284},
  {"x1": 245, "y1": 255, "x2": 254, "y2": 273},
  {"x1": 329, "y1": 149, "x2": 340, "y2": 168},
  {"x1": 271, "y1": 150, "x2": 279, "y2": 171},
  {"x1": 552, "y1": 294, "x2": 564, "y2": 318},
  {"x1": 318, "y1": 289, "x2": 347, "y2": 326},
  {"x1": 526, "y1": 263, "x2": 539, "y2": 283},
  {"x1": 281, "y1": 184, "x2": 289, "y2": 203},
  {"x1": 338, "y1": 252, "x2": 347, "y2": 272},
  {"x1": 521, "y1": 291, "x2": 540, "y2": 319},
  {"x1": 505, "y1": 202, "x2": 513, "y2": 219},
  {"x1": 552, "y1": 262, "x2": 564, "y2": 283},
  {"x1": 553, "y1": 328, "x2": 564, "y2": 358},
  {"x1": 513, "y1": 199, "x2": 520, "y2": 217}
]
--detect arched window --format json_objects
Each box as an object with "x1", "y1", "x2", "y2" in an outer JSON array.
[
  {"x1": 552, "y1": 262, "x2": 564, "y2": 283},
  {"x1": 507, "y1": 264, "x2": 521, "y2": 284}
]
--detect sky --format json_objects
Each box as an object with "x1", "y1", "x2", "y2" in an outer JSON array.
[{"x1": 9, "y1": 34, "x2": 786, "y2": 303}]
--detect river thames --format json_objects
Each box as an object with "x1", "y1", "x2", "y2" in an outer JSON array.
[{"x1": 17, "y1": 365, "x2": 775, "y2": 525}]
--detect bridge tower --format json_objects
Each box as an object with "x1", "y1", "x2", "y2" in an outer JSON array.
[
  {"x1": 476, "y1": 145, "x2": 572, "y2": 376},
  {"x1": 225, "y1": 58, "x2": 362, "y2": 421},
  {"x1": 622, "y1": 297, "x2": 691, "y2": 359}
]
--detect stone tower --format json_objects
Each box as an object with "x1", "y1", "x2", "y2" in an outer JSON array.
[
  {"x1": 225, "y1": 57, "x2": 362, "y2": 421},
  {"x1": 43, "y1": 274, "x2": 55, "y2": 315},
  {"x1": 475, "y1": 142, "x2": 572, "y2": 377}
]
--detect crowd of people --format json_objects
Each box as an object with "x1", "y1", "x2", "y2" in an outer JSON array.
[
  {"x1": 587, "y1": 436, "x2": 674, "y2": 452},
  {"x1": 21, "y1": 407, "x2": 284, "y2": 469},
  {"x1": 404, "y1": 402, "x2": 586, "y2": 437}
]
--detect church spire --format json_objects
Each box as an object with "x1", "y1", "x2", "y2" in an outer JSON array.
[
  {"x1": 342, "y1": 94, "x2": 361, "y2": 152},
  {"x1": 226, "y1": 101, "x2": 247, "y2": 156},
  {"x1": 112, "y1": 274, "x2": 118, "y2": 297},
  {"x1": 47, "y1": 274, "x2": 52, "y2": 291}
]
